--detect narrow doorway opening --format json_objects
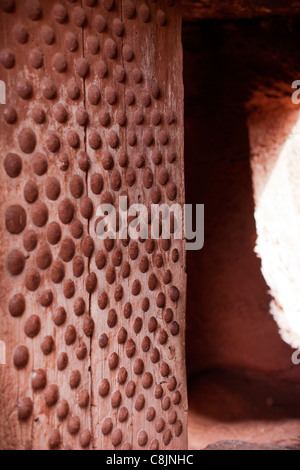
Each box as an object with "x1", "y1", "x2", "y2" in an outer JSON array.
[{"x1": 184, "y1": 17, "x2": 300, "y2": 450}]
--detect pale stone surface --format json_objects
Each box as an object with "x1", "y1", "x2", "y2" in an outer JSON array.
[{"x1": 248, "y1": 88, "x2": 300, "y2": 349}]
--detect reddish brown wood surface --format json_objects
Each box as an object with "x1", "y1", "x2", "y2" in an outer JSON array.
[{"x1": 0, "y1": 0, "x2": 187, "y2": 450}]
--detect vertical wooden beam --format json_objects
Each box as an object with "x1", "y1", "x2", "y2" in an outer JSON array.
[{"x1": 0, "y1": 0, "x2": 187, "y2": 450}]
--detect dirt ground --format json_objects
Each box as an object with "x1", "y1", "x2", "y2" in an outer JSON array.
[{"x1": 188, "y1": 370, "x2": 300, "y2": 450}]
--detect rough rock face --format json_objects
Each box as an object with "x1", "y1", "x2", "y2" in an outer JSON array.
[
  {"x1": 0, "y1": 0, "x2": 187, "y2": 450},
  {"x1": 181, "y1": 0, "x2": 300, "y2": 21},
  {"x1": 204, "y1": 440, "x2": 296, "y2": 451},
  {"x1": 184, "y1": 19, "x2": 300, "y2": 380}
]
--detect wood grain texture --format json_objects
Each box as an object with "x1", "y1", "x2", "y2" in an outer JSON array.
[
  {"x1": 0, "y1": 0, "x2": 187, "y2": 450},
  {"x1": 182, "y1": 0, "x2": 300, "y2": 21}
]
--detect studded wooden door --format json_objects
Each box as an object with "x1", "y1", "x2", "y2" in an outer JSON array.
[{"x1": 0, "y1": 0, "x2": 187, "y2": 450}]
